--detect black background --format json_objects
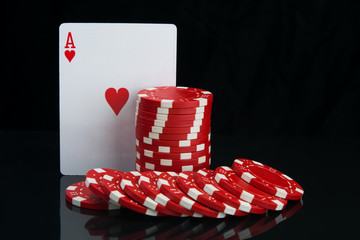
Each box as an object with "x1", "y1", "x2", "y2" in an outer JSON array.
[
  {"x1": 4, "y1": 0, "x2": 360, "y2": 135},
  {"x1": 3, "y1": 1, "x2": 360, "y2": 239}
]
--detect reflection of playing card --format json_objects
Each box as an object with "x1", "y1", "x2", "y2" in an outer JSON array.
[{"x1": 59, "y1": 23, "x2": 177, "y2": 175}]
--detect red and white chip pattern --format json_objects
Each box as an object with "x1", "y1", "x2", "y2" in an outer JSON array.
[
  {"x1": 232, "y1": 158, "x2": 304, "y2": 200},
  {"x1": 135, "y1": 86, "x2": 213, "y2": 172}
]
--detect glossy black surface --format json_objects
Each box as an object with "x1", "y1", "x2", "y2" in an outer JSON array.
[{"x1": 3, "y1": 131, "x2": 360, "y2": 239}]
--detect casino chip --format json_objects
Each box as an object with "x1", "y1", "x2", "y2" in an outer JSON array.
[
  {"x1": 100, "y1": 170, "x2": 164, "y2": 217},
  {"x1": 85, "y1": 168, "x2": 124, "y2": 201},
  {"x1": 137, "y1": 86, "x2": 213, "y2": 108},
  {"x1": 176, "y1": 172, "x2": 248, "y2": 216},
  {"x1": 232, "y1": 159, "x2": 304, "y2": 200},
  {"x1": 66, "y1": 181, "x2": 120, "y2": 210},
  {"x1": 194, "y1": 169, "x2": 267, "y2": 214},
  {"x1": 156, "y1": 172, "x2": 227, "y2": 218},
  {"x1": 138, "y1": 171, "x2": 203, "y2": 217},
  {"x1": 120, "y1": 171, "x2": 183, "y2": 216},
  {"x1": 214, "y1": 166, "x2": 287, "y2": 210}
]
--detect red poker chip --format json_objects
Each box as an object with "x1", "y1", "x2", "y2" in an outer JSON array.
[
  {"x1": 136, "y1": 133, "x2": 211, "y2": 147},
  {"x1": 100, "y1": 170, "x2": 164, "y2": 216},
  {"x1": 120, "y1": 171, "x2": 183, "y2": 216},
  {"x1": 232, "y1": 159, "x2": 304, "y2": 200},
  {"x1": 214, "y1": 166, "x2": 287, "y2": 210},
  {"x1": 136, "y1": 152, "x2": 211, "y2": 167},
  {"x1": 136, "y1": 145, "x2": 211, "y2": 160},
  {"x1": 137, "y1": 171, "x2": 202, "y2": 217},
  {"x1": 156, "y1": 172, "x2": 226, "y2": 218},
  {"x1": 85, "y1": 168, "x2": 124, "y2": 201},
  {"x1": 136, "y1": 127, "x2": 210, "y2": 141},
  {"x1": 176, "y1": 172, "x2": 248, "y2": 216},
  {"x1": 66, "y1": 181, "x2": 120, "y2": 210},
  {"x1": 136, "y1": 107, "x2": 211, "y2": 122},
  {"x1": 137, "y1": 86, "x2": 213, "y2": 108},
  {"x1": 136, "y1": 138, "x2": 211, "y2": 153},
  {"x1": 136, "y1": 114, "x2": 210, "y2": 128},
  {"x1": 135, "y1": 160, "x2": 210, "y2": 173},
  {"x1": 137, "y1": 100, "x2": 212, "y2": 115},
  {"x1": 136, "y1": 121, "x2": 211, "y2": 134},
  {"x1": 194, "y1": 169, "x2": 266, "y2": 214}
]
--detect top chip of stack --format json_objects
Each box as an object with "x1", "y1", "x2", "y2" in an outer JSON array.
[{"x1": 135, "y1": 86, "x2": 213, "y2": 172}]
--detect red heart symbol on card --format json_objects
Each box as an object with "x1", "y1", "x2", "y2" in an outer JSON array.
[
  {"x1": 65, "y1": 50, "x2": 75, "y2": 62},
  {"x1": 105, "y1": 88, "x2": 129, "y2": 116}
]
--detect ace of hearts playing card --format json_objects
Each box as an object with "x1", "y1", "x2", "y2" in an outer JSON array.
[{"x1": 59, "y1": 23, "x2": 177, "y2": 175}]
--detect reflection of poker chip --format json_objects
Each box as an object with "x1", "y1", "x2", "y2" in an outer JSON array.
[
  {"x1": 176, "y1": 172, "x2": 248, "y2": 216},
  {"x1": 136, "y1": 138, "x2": 211, "y2": 153},
  {"x1": 137, "y1": 86, "x2": 213, "y2": 108},
  {"x1": 65, "y1": 181, "x2": 120, "y2": 210},
  {"x1": 138, "y1": 171, "x2": 202, "y2": 217},
  {"x1": 135, "y1": 159, "x2": 209, "y2": 172},
  {"x1": 194, "y1": 169, "x2": 266, "y2": 214},
  {"x1": 136, "y1": 145, "x2": 211, "y2": 160},
  {"x1": 137, "y1": 133, "x2": 211, "y2": 147},
  {"x1": 214, "y1": 167, "x2": 287, "y2": 210},
  {"x1": 85, "y1": 168, "x2": 124, "y2": 201},
  {"x1": 101, "y1": 171, "x2": 163, "y2": 216},
  {"x1": 136, "y1": 100, "x2": 212, "y2": 115},
  {"x1": 65, "y1": 201, "x2": 121, "y2": 216},
  {"x1": 136, "y1": 114, "x2": 208, "y2": 128},
  {"x1": 232, "y1": 159, "x2": 304, "y2": 200},
  {"x1": 156, "y1": 172, "x2": 226, "y2": 218},
  {"x1": 120, "y1": 171, "x2": 183, "y2": 216}
]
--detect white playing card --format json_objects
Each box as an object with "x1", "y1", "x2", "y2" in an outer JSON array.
[{"x1": 59, "y1": 23, "x2": 177, "y2": 175}]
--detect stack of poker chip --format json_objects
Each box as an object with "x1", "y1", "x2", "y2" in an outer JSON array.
[{"x1": 135, "y1": 86, "x2": 213, "y2": 172}]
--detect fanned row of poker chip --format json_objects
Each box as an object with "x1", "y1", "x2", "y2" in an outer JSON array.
[
  {"x1": 65, "y1": 159, "x2": 304, "y2": 218},
  {"x1": 135, "y1": 86, "x2": 213, "y2": 172}
]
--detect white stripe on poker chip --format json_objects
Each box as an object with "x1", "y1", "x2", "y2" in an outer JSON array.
[
  {"x1": 131, "y1": 171, "x2": 142, "y2": 176},
  {"x1": 176, "y1": 86, "x2": 188, "y2": 89},
  {"x1": 180, "y1": 153, "x2": 192, "y2": 159},
  {"x1": 151, "y1": 126, "x2": 163, "y2": 133},
  {"x1": 188, "y1": 188, "x2": 203, "y2": 200},
  {"x1": 103, "y1": 174, "x2": 113, "y2": 181},
  {"x1": 202, "y1": 91, "x2": 212, "y2": 94},
  {"x1": 144, "y1": 149, "x2": 153, "y2": 157},
  {"x1": 240, "y1": 190, "x2": 255, "y2": 203},
  {"x1": 158, "y1": 146, "x2": 170, "y2": 153},
  {"x1": 197, "y1": 144, "x2": 205, "y2": 151},
  {"x1": 187, "y1": 133, "x2": 198, "y2": 140},
  {"x1": 143, "y1": 197, "x2": 158, "y2": 210},
  {"x1": 241, "y1": 172, "x2": 255, "y2": 183},
  {"x1": 252, "y1": 160, "x2": 263, "y2": 166},
  {"x1": 179, "y1": 140, "x2": 191, "y2": 147},
  {"x1": 145, "y1": 162, "x2": 155, "y2": 170},
  {"x1": 296, "y1": 188, "x2": 304, "y2": 194},
  {"x1": 234, "y1": 159, "x2": 243, "y2": 165},
  {"x1": 179, "y1": 173, "x2": 188, "y2": 179},
  {"x1": 137, "y1": 94, "x2": 147, "y2": 102},
  {"x1": 120, "y1": 179, "x2": 133, "y2": 189},
  {"x1": 199, "y1": 156, "x2": 206, "y2": 163},
  {"x1": 168, "y1": 172, "x2": 179, "y2": 177},
  {"x1": 204, "y1": 184, "x2": 218, "y2": 195},
  {"x1": 146, "y1": 209, "x2": 160, "y2": 216},
  {"x1": 72, "y1": 196, "x2": 86, "y2": 207},
  {"x1": 157, "y1": 178, "x2": 169, "y2": 188},
  {"x1": 136, "y1": 152, "x2": 140, "y2": 158},
  {"x1": 194, "y1": 98, "x2": 208, "y2": 106},
  {"x1": 154, "y1": 119, "x2": 165, "y2": 127},
  {"x1": 223, "y1": 203, "x2": 236, "y2": 215},
  {"x1": 282, "y1": 174, "x2": 293, "y2": 180},
  {"x1": 155, "y1": 193, "x2": 170, "y2": 206},
  {"x1": 149, "y1": 132, "x2": 159, "y2": 139},
  {"x1": 85, "y1": 177, "x2": 97, "y2": 187},
  {"x1": 160, "y1": 159, "x2": 172, "y2": 166},
  {"x1": 182, "y1": 166, "x2": 194, "y2": 171},
  {"x1": 156, "y1": 113, "x2": 168, "y2": 121},
  {"x1": 214, "y1": 173, "x2": 227, "y2": 183},
  {"x1": 67, "y1": 185, "x2": 77, "y2": 191},
  {"x1": 110, "y1": 190, "x2": 124, "y2": 202},
  {"x1": 138, "y1": 176, "x2": 150, "y2": 185},
  {"x1": 94, "y1": 168, "x2": 106, "y2": 173},
  {"x1": 275, "y1": 187, "x2": 288, "y2": 199},
  {"x1": 136, "y1": 139, "x2": 139, "y2": 146},
  {"x1": 222, "y1": 166, "x2": 232, "y2": 171},
  {"x1": 160, "y1": 99, "x2": 174, "y2": 108},
  {"x1": 198, "y1": 170, "x2": 207, "y2": 176},
  {"x1": 157, "y1": 108, "x2": 169, "y2": 114},
  {"x1": 272, "y1": 199, "x2": 285, "y2": 211},
  {"x1": 143, "y1": 137, "x2": 152, "y2": 144},
  {"x1": 145, "y1": 87, "x2": 157, "y2": 90},
  {"x1": 179, "y1": 196, "x2": 195, "y2": 210}
]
